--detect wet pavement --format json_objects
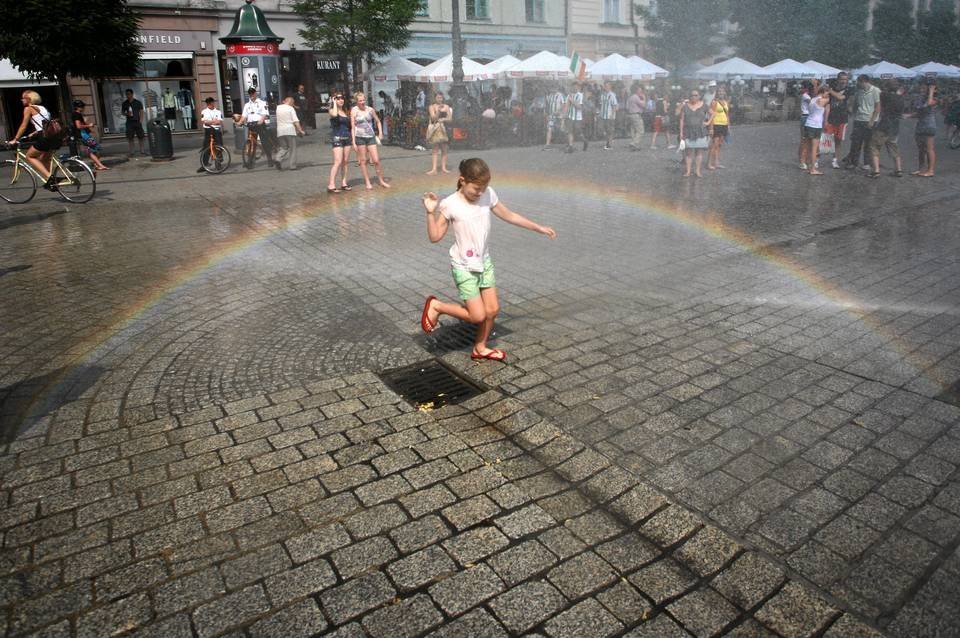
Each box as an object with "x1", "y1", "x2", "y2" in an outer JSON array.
[{"x1": 1, "y1": 121, "x2": 959, "y2": 637}]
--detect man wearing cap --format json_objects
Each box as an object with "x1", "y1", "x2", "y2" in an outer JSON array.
[
  {"x1": 196, "y1": 97, "x2": 224, "y2": 173},
  {"x1": 236, "y1": 87, "x2": 276, "y2": 168},
  {"x1": 703, "y1": 81, "x2": 716, "y2": 108}
]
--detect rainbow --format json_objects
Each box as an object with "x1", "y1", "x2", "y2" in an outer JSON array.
[{"x1": 16, "y1": 172, "x2": 945, "y2": 432}]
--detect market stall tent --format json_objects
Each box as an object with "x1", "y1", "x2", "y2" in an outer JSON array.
[
  {"x1": 909, "y1": 61, "x2": 960, "y2": 78},
  {"x1": 506, "y1": 50, "x2": 573, "y2": 79},
  {"x1": 695, "y1": 57, "x2": 770, "y2": 80},
  {"x1": 851, "y1": 61, "x2": 917, "y2": 79},
  {"x1": 627, "y1": 56, "x2": 669, "y2": 78},
  {"x1": 803, "y1": 60, "x2": 843, "y2": 78},
  {"x1": 398, "y1": 54, "x2": 490, "y2": 82},
  {"x1": 589, "y1": 53, "x2": 644, "y2": 80},
  {"x1": 762, "y1": 58, "x2": 818, "y2": 79}
]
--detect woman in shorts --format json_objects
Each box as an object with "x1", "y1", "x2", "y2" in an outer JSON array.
[
  {"x1": 707, "y1": 86, "x2": 730, "y2": 170},
  {"x1": 326, "y1": 93, "x2": 352, "y2": 192},
  {"x1": 804, "y1": 84, "x2": 830, "y2": 175},
  {"x1": 911, "y1": 82, "x2": 938, "y2": 177},
  {"x1": 6, "y1": 90, "x2": 61, "y2": 189},
  {"x1": 351, "y1": 92, "x2": 390, "y2": 189}
]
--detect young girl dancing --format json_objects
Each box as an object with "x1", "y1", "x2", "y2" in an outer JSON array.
[{"x1": 420, "y1": 158, "x2": 557, "y2": 361}]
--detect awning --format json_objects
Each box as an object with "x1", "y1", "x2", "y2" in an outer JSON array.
[
  {"x1": 141, "y1": 52, "x2": 193, "y2": 60},
  {"x1": 0, "y1": 58, "x2": 56, "y2": 88}
]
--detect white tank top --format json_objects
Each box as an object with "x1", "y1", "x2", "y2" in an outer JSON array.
[
  {"x1": 806, "y1": 96, "x2": 826, "y2": 129},
  {"x1": 30, "y1": 105, "x2": 51, "y2": 133}
]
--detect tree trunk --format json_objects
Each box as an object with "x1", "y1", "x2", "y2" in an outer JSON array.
[{"x1": 56, "y1": 74, "x2": 78, "y2": 156}]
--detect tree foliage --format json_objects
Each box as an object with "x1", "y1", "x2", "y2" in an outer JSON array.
[
  {"x1": 0, "y1": 0, "x2": 141, "y2": 116},
  {"x1": 872, "y1": 0, "x2": 917, "y2": 64},
  {"x1": 916, "y1": 0, "x2": 960, "y2": 64},
  {"x1": 730, "y1": 0, "x2": 871, "y2": 68},
  {"x1": 293, "y1": 0, "x2": 420, "y2": 89},
  {"x1": 634, "y1": 0, "x2": 730, "y2": 72}
]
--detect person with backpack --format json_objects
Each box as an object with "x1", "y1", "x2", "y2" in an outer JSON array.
[{"x1": 6, "y1": 90, "x2": 63, "y2": 190}]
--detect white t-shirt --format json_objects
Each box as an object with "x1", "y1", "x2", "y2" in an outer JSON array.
[
  {"x1": 439, "y1": 187, "x2": 499, "y2": 272},
  {"x1": 276, "y1": 103, "x2": 299, "y2": 136},
  {"x1": 200, "y1": 107, "x2": 222, "y2": 129},
  {"x1": 241, "y1": 98, "x2": 268, "y2": 124}
]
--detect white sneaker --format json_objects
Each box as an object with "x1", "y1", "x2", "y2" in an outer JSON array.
[
  {"x1": 799, "y1": 162, "x2": 808, "y2": 170},
  {"x1": 860, "y1": 164, "x2": 870, "y2": 171},
  {"x1": 831, "y1": 159, "x2": 841, "y2": 169}
]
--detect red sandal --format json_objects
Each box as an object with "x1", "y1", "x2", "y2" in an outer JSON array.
[
  {"x1": 420, "y1": 296, "x2": 438, "y2": 333},
  {"x1": 471, "y1": 348, "x2": 506, "y2": 362}
]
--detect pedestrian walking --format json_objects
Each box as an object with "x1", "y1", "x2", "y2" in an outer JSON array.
[
  {"x1": 419, "y1": 158, "x2": 557, "y2": 362},
  {"x1": 825, "y1": 72, "x2": 853, "y2": 169},
  {"x1": 626, "y1": 85, "x2": 646, "y2": 150},
  {"x1": 545, "y1": 85, "x2": 566, "y2": 148},
  {"x1": 121, "y1": 89, "x2": 145, "y2": 157},
  {"x1": 707, "y1": 86, "x2": 730, "y2": 170},
  {"x1": 843, "y1": 74, "x2": 880, "y2": 170},
  {"x1": 867, "y1": 80, "x2": 904, "y2": 178},
  {"x1": 798, "y1": 80, "x2": 814, "y2": 169},
  {"x1": 295, "y1": 84, "x2": 313, "y2": 130},
  {"x1": 679, "y1": 89, "x2": 709, "y2": 177},
  {"x1": 564, "y1": 83, "x2": 586, "y2": 153},
  {"x1": 351, "y1": 92, "x2": 390, "y2": 189},
  {"x1": 426, "y1": 92, "x2": 453, "y2": 175},
  {"x1": 650, "y1": 92, "x2": 667, "y2": 149},
  {"x1": 911, "y1": 81, "x2": 938, "y2": 177},
  {"x1": 599, "y1": 82, "x2": 619, "y2": 150},
  {"x1": 275, "y1": 96, "x2": 305, "y2": 171},
  {"x1": 71, "y1": 100, "x2": 109, "y2": 171},
  {"x1": 326, "y1": 93, "x2": 352, "y2": 193},
  {"x1": 805, "y1": 84, "x2": 830, "y2": 175}
]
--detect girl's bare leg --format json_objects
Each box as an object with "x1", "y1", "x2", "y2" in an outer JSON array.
[
  {"x1": 340, "y1": 146, "x2": 351, "y2": 187},
  {"x1": 357, "y1": 146, "x2": 372, "y2": 188},
  {"x1": 683, "y1": 151, "x2": 692, "y2": 177},
  {"x1": 923, "y1": 137, "x2": 936, "y2": 176},
  {"x1": 695, "y1": 149, "x2": 704, "y2": 177},
  {"x1": 473, "y1": 287, "x2": 500, "y2": 354},
  {"x1": 426, "y1": 146, "x2": 438, "y2": 174},
  {"x1": 26, "y1": 150, "x2": 51, "y2": 180},
  {"x1": 440, "y1": 144, "x2": 449, "y2": 173},
  {"x1": 328, "y1": 147, "x2": 343, "y2": 189},
  {"x1": 370, "y1": 146, "x2": 390, "y2": 187},
  {"x1": 809, "y1": 139, "x2": 823, "y2": 174}
]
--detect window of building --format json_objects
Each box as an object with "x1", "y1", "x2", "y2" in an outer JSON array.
[
  {"x1": 415, "y1": 0, "x2": 428, "y2": 17},
  {"x1": 466, "y1": 0, "x2": 489, "y2": 20},
  {"x1": 603, "y1": 0, "x2": 621, "y2": 23},
  {"x1": 525, "y1": 0, "x2": 544, "y2": 22}
]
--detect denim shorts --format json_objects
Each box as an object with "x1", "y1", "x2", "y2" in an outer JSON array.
[
  {"x1": 452, "y1": 258, "x2": 495, "y2": 300},
  {"x1": 331, "y1": 135, "x2": 350, "y2": 148},
  {"x1": 354, "y1": 136, "x2": 376, "y2": 146}
]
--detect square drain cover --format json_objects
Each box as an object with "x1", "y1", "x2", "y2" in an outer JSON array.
[{"x1": 380, "y1": 360, "x2": 485, "y2": 409}]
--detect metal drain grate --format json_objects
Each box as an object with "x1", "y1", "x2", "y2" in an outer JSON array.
[
  {"x1": 380, "y1": 360, "x2": 486, "y2": 409},
  {"x1": 936, "y1": 379, "x2": 960, "y2": 408},
  {"x1": 416, "y1": 320, "x2": 512, "y2": 354}
]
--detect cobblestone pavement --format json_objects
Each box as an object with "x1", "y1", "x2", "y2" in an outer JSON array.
[{"x1": 1, "y1": 122, "x2": 959, "y2": 636}]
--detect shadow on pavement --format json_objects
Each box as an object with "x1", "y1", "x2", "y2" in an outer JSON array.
[
  {"x1": 0, "y1": 365, "x2": 105, "y2": 444},
  {"x1": 0, "y1": 264, "x2": 32, "y2": 278},
  {"x1": 0, "y1": 209, "x2": 69, "y2": 231}
]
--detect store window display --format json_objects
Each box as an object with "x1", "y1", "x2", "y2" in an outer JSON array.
[{"x1": 97, "y1": 58, "x2": 198, "y2": 134}]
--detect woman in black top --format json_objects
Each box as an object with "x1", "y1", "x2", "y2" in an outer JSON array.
[
  {"x1": 71, "y1": 101, "x2": 109, "y2": 171},
  {"x1": 326, "y1": 93, "x2": 352, "y2": 192}
]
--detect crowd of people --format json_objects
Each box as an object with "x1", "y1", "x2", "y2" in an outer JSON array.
[{"x1": 798, "y1": 71, "x2": 943, "y2": 178}]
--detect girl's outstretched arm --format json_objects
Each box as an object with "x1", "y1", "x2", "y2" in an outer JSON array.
[
  {"x1": 423, "y1": 192, "x2": 449, "y2": 243},
  {"x1": 492, "y1": 201, "x2": 557, "y2": 239}
]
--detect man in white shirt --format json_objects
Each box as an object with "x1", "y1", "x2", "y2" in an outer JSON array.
[
  {"x1": 196, "y1": 97, "x2": 224, "y2": 173},
  {"x1": 275, "y1": 96, "x2": 305, "y2": 170},
  {"x1": 599, "y1": 82, "x2": 619, "y2": 150},
  {"x1": 545, "y1": 85, "x2": 566, "y2": 148},
  {"x1": 235, "y1": 87, "x2": 275, "y2": 168}
]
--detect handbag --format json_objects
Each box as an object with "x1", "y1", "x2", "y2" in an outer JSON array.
[
  {"x1": 426, "y1": 121, "x2": 448, "y2": 144},
  {"x1": 818, "y1": 132, "x2": 835, "y2": 154}
]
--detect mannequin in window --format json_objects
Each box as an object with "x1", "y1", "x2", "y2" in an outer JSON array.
[
  {"x1": 177, "y1": 85, "x2": 194, "y2": 129},
  {"x1": 162, "y1": 87, "x2": 177, "y2": 130}
]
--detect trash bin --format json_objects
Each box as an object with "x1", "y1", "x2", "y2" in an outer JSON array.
[
  {"x1": 234, "y1": 121, "x2": 246, "y2": 152},
  {"x1": 147, "y1": 119, "x2": 174, "y2": 160}
]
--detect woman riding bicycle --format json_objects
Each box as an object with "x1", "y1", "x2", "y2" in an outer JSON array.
[{"x1": 6, "y1": 90, "x2": 61, "y2": 190}]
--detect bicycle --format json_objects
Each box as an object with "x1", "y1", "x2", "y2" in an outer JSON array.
[
  {"x1": 242, "y1": 122, "x2": 263, "y2": 169},
  {"x1": 949, "y1": 127, "x2": 960, "y2": 150},
  {"x1": 1, "y1": 140, "x2": 96, "y2": 204},
  {"x1": 199, "y1": 129, "x2": 231, "y2": 174}
]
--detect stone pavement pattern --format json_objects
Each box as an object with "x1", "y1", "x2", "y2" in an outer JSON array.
[{"x1": 1, "y1": 123, "x2": 959, "y2": 636}]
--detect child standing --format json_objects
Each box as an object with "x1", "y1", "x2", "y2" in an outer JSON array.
[{"x1": 420, "y1": 158, "x2": 557, "y2": 361}]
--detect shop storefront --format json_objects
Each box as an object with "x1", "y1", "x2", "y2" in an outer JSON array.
[{"x1": 70, "y1": 14, "x2": 219, "y2": 136}]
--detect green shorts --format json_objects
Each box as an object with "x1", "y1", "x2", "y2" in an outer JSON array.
[{"x1": 452, "y1": 258, "x2": 495, "y2": 300}]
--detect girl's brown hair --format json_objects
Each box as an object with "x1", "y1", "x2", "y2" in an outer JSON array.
[{"x1": 456, "y1": 158, "x2": 491, "y2": 191}]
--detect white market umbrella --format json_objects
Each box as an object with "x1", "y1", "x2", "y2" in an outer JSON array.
[
  {"x1": 627, "y1": 55, "x2": 669, "y2": 78},
  {"x1": 398, "y1": 54, "x2": 490, "y2": 82},
  {"x1": 803, "y1": 60, "x2": 843, "y2": 79},
  {"x1": 367, "y1": 56, "x2": 423, "y2": 82},
  {"x1": 483, "y1": 55, "x2": 521, "y2": 78},
  {"x1": 852, "y1": 61, "x2": 917, "y2": 79},
  {"x1": 762, "y1": 58, "x2": 818, "y2": 79},
  {"x1": 506, "y1": 50, "x2": 573, "y2": 79},
  {"x1": 909, "y1": 61, "x2": 960, "y2": 78},
  {"x1": 695, "y1": 57, "x2": 770, "y2": 80},
  {"x1": 589, "y1": 53, "x2": 645, "y2": 80}
]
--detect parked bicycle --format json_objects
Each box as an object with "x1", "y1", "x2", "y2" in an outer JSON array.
[
  {"x1": 199, "y1": 130, "x2": 231, "y2": 174},
  {"x1": 1, "y1": 140, "x2": 96, "y2": 204}
]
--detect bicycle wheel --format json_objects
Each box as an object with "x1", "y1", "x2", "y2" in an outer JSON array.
[
  {"x1": 950, "y1": 129, "x2": 960, "y2": 150},
  {"x1": 54, "y1": 158, "x2": 96, "y2": 203},
  {"x1": 0, "y1": 159, "x2": 37, "y2": 204},
  {"x1": 213, "y1": 145, "x2": 230, "y2": 173}
]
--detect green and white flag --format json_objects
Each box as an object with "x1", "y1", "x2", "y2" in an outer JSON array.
[{"x1": 569, "y1": 51, "x2": 586, "y2": 80}]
